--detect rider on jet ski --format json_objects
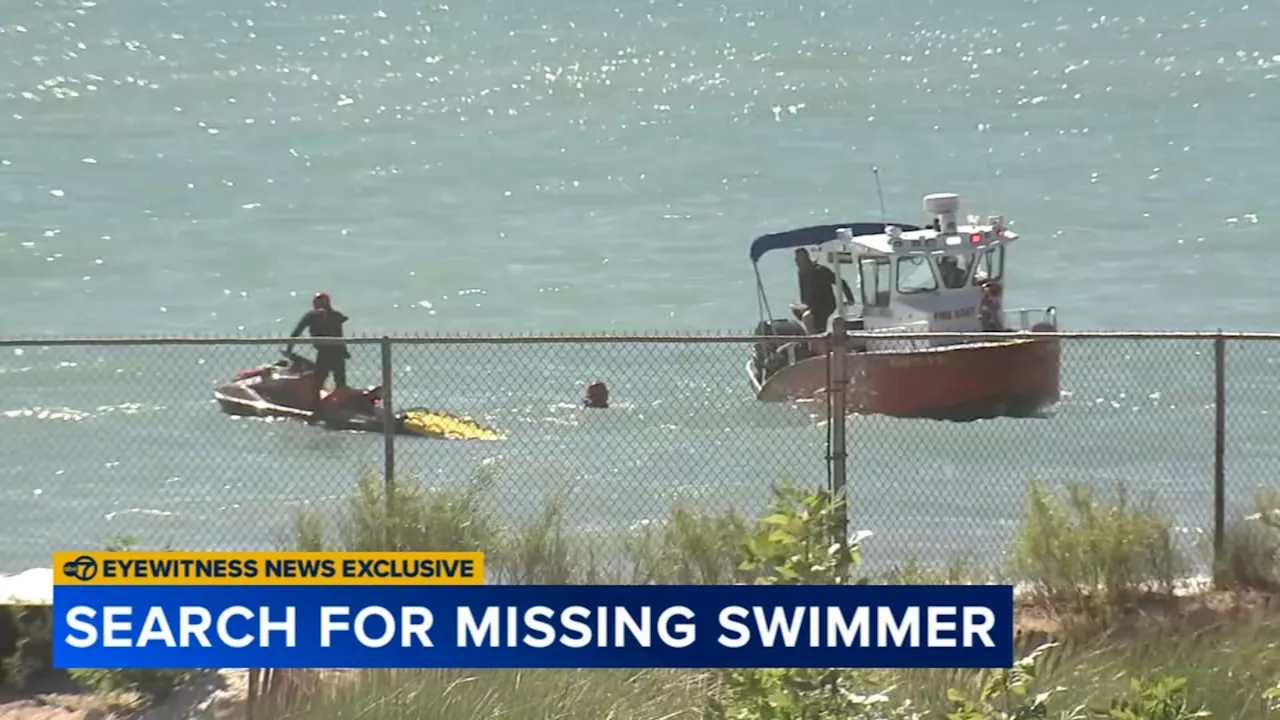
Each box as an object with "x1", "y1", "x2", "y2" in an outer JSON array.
[{"x1": 285, "y1": 292, "x2": 350, "y2": 416}]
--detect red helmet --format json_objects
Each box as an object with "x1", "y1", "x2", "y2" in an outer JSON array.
[{"x1": 312, "y1": 292, "x2": 331, "y2": 309}]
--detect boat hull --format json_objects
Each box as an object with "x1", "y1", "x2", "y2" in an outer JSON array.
[
  {"x1": 213, "y1": 385, "x2": 313, "y2": 420},
  {"x1": 753, "y1": 336, "x2": 1061, "y2": 421}
]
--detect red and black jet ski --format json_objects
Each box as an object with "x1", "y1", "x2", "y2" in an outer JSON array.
[
  {"x1": 212, "y1": 350, "x2": 504, "y2": 440},
  {"x1": 212, "y1": 350, "x2": 391, "y2": 431}
]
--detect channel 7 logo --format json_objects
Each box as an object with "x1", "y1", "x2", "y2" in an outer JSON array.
[{"x1": 62, "y1": 555, "x2": 99, "y2": 582}]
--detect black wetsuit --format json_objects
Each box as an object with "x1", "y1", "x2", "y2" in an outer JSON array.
[
  {"x1": 798, "y1": 264, "x2": 837, "y2": 332},
  {"x1": 289, "y1": 309, "x2": 350, "y2": 390}
]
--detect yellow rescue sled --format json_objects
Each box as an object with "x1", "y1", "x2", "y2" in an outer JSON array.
[{"x1": 397, "y1": 407, "x2": 504, "y2": 441}]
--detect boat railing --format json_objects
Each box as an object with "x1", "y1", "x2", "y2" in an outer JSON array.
[
  {"x1": 1002, "y1": 306, "x2": 1058, "y2": 331},
  {"x1": 751, "y1": 307, "x2": 1056, "y2": 362}
]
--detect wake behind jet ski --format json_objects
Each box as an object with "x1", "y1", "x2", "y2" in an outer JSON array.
[{"x1": 213, "y1": 350, "x2": 502, "y2": 440}]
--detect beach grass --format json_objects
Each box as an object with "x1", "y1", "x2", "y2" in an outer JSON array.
[
  {"x1": 278, "y1": 618, "x2": 1280, "y2": 719},
  {"x1": 32, "y1": 469, "x2": 1280, "y2": 717},
  {"x1": 261, "y1": 470, "x2": 1280, "y2": 720},
  {"x1": 279, "y1": 668, "x2": 711, "y2": 720}
]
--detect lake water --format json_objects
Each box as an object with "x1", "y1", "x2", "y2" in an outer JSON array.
[{"x1": 1, "y1": 0, "x2": 1277, "y2": 573}]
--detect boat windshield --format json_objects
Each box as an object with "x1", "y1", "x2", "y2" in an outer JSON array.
[
  {"x1": 972, "y1": 246, "x2": 1005, "y2": 284},
  {"x1": 938, "y1": 253, "x2": 975, "y2": 289},
  {"x1": 896, "y1": 256, "x2": 937, "y2": 295}
]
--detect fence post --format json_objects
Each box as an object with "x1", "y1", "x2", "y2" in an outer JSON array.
[
  {"x1": 828, "y1": 318, "x2": 849, "y2": 571},
  {"x1": 1212, "y1": 333, "x2": 1227, "y2": 588},
  {"x1": 380, "y1": 337, "x2": 396, "y2": 549}
]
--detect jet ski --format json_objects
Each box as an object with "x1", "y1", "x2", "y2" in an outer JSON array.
[{"x1": 213, "y1": 350, "x2": 503, "y2": 440}]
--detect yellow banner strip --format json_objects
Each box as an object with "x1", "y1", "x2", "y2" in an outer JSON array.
[{"x1": 53, "y1": 551, "x2": 484, "y2": 586}]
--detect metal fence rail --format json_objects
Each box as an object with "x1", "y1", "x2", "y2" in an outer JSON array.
[{"x1": 0, "y1": 330, "x2": 1276, "y2": 581}]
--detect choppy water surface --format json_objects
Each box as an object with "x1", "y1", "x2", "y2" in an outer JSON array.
[{"x1": 1, "y1": 0, "x2": 1277, "y2": 571}]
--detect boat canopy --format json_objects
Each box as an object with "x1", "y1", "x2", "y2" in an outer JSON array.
[{"x1": 748, "y1": 222, "x2": 922, "y2": 263}]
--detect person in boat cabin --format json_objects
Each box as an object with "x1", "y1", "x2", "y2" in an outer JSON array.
[
  {"x1": 792, "y1": 248, "x2": 837, "y2": 335},
  {"x1": 937, "y1": 255, "x2": 968, "y2": 288}
]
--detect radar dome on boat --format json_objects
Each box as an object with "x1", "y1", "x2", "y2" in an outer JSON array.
[{"x1": 923, "y1": 193, "x2": 960, "y2": 215}]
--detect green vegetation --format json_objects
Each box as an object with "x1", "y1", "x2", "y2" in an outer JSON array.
[
  {"x1": 1216, "y1": 488, "x2": 1280, "y2": 591},
  {"x1": 0, "y1": 531, "x2": 197, "y2": 707},
  {"x1": 265, "y1": 471, "x2": 1280, "y2": 720},
  {"x1": 1007, "y1": 481, "x2": 1187, "y2": 608},
  {"x1": 9, "y1": 470, "x2": 1280, "y2": 718},
  {"x1": 0, "y1": 604, "x2": 53, "y2": 689},
  {"x1": 0, "y1": 603, "x2": 193, "y2": 709}
]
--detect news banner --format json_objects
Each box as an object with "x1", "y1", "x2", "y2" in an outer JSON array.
[{"x1": 52, "y1": 551, "x2": 1015, "y2": 669}]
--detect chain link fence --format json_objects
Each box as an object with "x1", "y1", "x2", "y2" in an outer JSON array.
[{"x1": 0, "y1": 332, "x2": 1275, "y2": 580}]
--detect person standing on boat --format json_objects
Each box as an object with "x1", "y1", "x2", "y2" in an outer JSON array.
[
  {"x1": 979, "y1": 280, "x2": 1005, "y2": 332},
  {"x1": 793, "y1": 248, "x2": 837, "y2": 334},
  {"x1": 286, "y1": 291, "x2": 351, "y2": 413}
]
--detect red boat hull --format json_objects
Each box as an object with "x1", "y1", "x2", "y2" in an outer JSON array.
[{"x1": 756, "y1": 337, "x2": 1061, "y2": 421}]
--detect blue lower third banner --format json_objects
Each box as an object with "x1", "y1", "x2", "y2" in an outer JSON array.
[{"x1": 53, "y1": 584, "x2": 1014, "y2": 669}]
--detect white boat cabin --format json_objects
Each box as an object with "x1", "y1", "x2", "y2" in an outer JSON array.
[{"x1": 805, "y1": 193, "x2": 1017, "y2": 343}]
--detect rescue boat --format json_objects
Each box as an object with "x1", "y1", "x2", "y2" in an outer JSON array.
[{"x1": 745, "y1": 192, "x2": 1060, "y2": 421}]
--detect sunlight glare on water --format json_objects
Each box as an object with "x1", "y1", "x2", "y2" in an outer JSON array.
[{"x1": 0, "y1": 0, "x2": 1276, "y2": 570}]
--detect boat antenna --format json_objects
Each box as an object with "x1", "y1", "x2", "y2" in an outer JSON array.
[
  {"x1": 872, "y1": 166, "x2": 887, "y2": 223},
  {"x1": 983, "y1": 148, "x2": 998, "y2": 201}
]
